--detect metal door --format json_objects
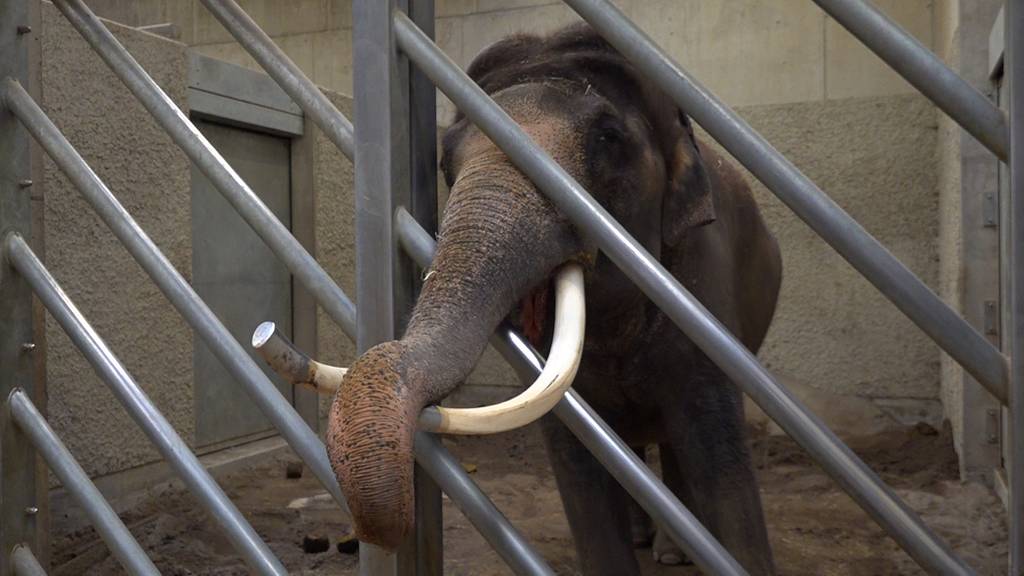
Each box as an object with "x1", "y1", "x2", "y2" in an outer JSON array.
[{"x1": 191, "y1": 119, "x2": 294, "y2": 450}]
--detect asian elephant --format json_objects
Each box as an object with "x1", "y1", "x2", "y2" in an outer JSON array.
[{"x1": 327, "y1": 23, "x2": 781, "y2": 575}]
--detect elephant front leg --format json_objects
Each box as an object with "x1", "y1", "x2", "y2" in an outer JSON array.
[
  {"x1": 539, "y1": 414, "x2": 641, "y2": 576},
  {"x1": 660, "y1": 371, "x2": 776, "y2": 575}
]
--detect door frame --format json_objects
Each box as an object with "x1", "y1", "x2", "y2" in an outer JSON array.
[{"x1": 186, "y1": 52, "x2": 319, "y2": 434}]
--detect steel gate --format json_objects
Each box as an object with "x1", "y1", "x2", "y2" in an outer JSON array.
[{"x1": 1, "y1": 0, "x2": 1022, "y2": 574}]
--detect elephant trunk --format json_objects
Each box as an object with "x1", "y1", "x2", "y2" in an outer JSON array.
[{"x1": 327, "y1": 157, "x2": 580, "y2": 549}]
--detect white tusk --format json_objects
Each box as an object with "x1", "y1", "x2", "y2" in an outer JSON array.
[
  {"x1": 251, "y1": 321, "x2": 347, "y2": 394},
  {"x1": 250, "y1": 262, "x2": 586, "y2": 436},
  {"x1": 418, "y1": 262, "x2": 585, "y2": 435}
]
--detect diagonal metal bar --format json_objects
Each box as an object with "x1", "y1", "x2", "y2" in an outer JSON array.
[
  {"x1": 195, "y1": 0, "x2": 354, "y2": 159},
  {"x1": 51, "y1": 0, "x2": 356, "y2": 337},
  {"x1": 9, "y1": 545, "x2": 46, "y2": 576},
  {"x1": 812, "y1": 0, "x2": 1007, "y2": 161},
  {"x1": 3, "y1": 233, "x2": 285, "y2": 576},
  {"x1": 392, "y1": 13, "x2": 975, "y2": 575},
  {"x1": 0, "y1": 76, "x2": 349, "y2": 516},
  {"x1": 7, "y1": 389, "x2": 159, "y2": 576},
  {"x1": 395, "y1": 208, "x2": 749, "y2": 576},
  {"x1": 563, "y1": 0, "x2": 1008, "y2": 407}
]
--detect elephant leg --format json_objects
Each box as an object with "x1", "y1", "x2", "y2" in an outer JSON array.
[
  {"x1": 540, "y1": 415, "x2": 640, "y2": 576},
  {"x1": 651, "y1": 443, "x2": 693, "y2": 566},
  {"x1": 628, "y1": 446, "x2": 655, "y2": 548},
  {"x1": 660, "y1": 370, "x2": 776, "y2": 575}
]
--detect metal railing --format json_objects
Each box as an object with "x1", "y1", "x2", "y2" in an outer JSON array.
[{"x1": 0, "y1": 0, "x2": 1020, "y2": 574}]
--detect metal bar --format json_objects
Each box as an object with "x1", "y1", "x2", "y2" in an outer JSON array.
[
  {"x1": 812, "y1": 0, "x2": 1007, "y2": 160},
  {"x1": 194, "y1": 0, "x2": 354, "y2": 159},
  {"x1": 0, "y1": 75, "x2": 348, "y2": 513},
  {"x1": 7, "y1": 389, "x2": 158, "y2": 576},
  {"x1": 562, "y1": 0, "x2": 1008, "y2": 406},
  {"x1": 9, "y1": 545, "x2": 45, "y2": 576},
  {"x1": 1007, "y1": 1, "x2": 1024, "y2": 572},
  {"x1": 413, "y1": 433, "x2": 554, "y2": 576},
  {"x1": 2, "y1": 234, "x2": 285, "y2": 576},
  {"x1": 50, "y1": 0, "x2": 356, "y2": 337},
  {"x1": 395, "y1": 208, "x2": 747, "y2": 576},
  {"x1": 407, "y1": 2, "x2": 443, "y2": 573},
  {"x1": 353, "y1": 0, "x2": 416, "y2": 571},
  {"x1": 393, "y1": 15, "x2": 975, "y2": 574},
  {"x1": 0, "y1": 1, "x2": 41, "y2": 568}
]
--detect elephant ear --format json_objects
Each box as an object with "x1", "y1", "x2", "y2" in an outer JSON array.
[{"x1": 662, "y1": 111, "x2": 716, "y2": 247}]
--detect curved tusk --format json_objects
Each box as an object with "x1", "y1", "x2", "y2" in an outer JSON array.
[
  {"x1": 251, "y1": 321, "x2": 347, "y2": 394},
  {"x1": 418, "y1": 262, "x2": 585, "y2": 435},
  {"x1": 250, "y1": 262, "x2": 585, "y2": 436}
]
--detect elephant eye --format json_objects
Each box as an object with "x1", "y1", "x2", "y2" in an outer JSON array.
[{"x1": 591, "y1": 114, "x2": 628, "y2": 149}]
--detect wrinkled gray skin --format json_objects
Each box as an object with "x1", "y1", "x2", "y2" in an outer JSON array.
[{"x1": 328, "y1": 24, "x2": 781, "y2": 575}]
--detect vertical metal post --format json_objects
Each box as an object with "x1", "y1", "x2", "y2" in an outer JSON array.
[
  {"x1": 353, "y1": 0, "x2": 422, "y2": 573},
  {"x1": 0, "y1": 0, "x2": 41, "y2": 571},
  {"x1": 1009, "y1": 1, "x2": 1024, "y2": 572},
  {"x1": 407, "y1": 2, "x2": 442, "y2": 574}
]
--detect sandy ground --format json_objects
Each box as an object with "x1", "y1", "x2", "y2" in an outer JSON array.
[{"x1": 52, "y1": 422, "x2": 1007, "y2": 575}]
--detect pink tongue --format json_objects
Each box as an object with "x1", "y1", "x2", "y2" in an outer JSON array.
[{"x1": 519, "y1": 284, "x2": 550, "y2": 348}]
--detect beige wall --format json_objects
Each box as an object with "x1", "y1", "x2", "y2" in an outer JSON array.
[
  {"x1": 87, "y1": 0, "x2": 934, "y2": 111},
  {"x1": 40, "y1": 3, "x2": 193, "y2": 479}
]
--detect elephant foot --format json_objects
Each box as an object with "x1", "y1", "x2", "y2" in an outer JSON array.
[{"x1": 652, "y1": 529, "x2": 692, "y2": 566}]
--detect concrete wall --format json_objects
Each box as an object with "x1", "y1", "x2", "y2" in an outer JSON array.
[
  {"x1": 85, "y1": 0, "x2": 934, "y2": 109},
  {"x1": 40, "y1": 2, "x2": 194, "y2": 480}
]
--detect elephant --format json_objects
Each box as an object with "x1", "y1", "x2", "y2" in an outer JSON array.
[{"x1": 326, "y1": 23, "x2": 782, "y2": 575}]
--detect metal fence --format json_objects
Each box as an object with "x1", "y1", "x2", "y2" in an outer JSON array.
[{"x1": 0, "y1": 0, "x2": 1020, "y2": 574}]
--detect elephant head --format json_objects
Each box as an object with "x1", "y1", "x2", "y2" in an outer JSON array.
[{"x1": 326, "y1": 23, "x2": 717, "y2": 550}]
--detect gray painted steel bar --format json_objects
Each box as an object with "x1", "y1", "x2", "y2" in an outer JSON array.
[
  {"x1": 395, "y1": 208, "x2": 747, "y2": 576},
  {"x1": 195, "y1": 0, "x2": 354, "y2": 159},
  {"x1": 7, "y1": 389, "x2": 159, "y2": 576},
  {"x1": 413, "y1": 432, "x2": 555, "y2": 576},
  {"x1": 51, "y1": 0, "x2": 356, "y2": 337},
  {"x1": 393, "y1": 15, "x2": 974, "y2": 575},
  {"x1": 2, "y1": 234, "x2": 285, "y2": 576},
  {"x1": 9, "y1": 545, "x2": 46, "y2": 576},
  {"x1": 1006, "y1": 1, "x2": 1024, "y2": 572},
  {"x1": 563, "y1": 0, "x2": 1008, "y2": 407},
  {"x1": 813, "y1": 0, "x2": 1007, "y2": 160},
  {"x1": 0, "y1": 76, "x2": 349, "y2": 515}
]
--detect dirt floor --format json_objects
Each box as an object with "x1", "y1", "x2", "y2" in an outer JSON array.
[{"x1": 52, "y1": 422, "x2": 1007, "y2": 575}]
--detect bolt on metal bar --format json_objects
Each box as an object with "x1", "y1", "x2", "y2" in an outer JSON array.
[
  {"x1": 812, "y1": 0, "x2": 1007, "y2": 161},
  {"x1": 7, "y1": 389, "x2": 159, "y2": 576},
  {"x1": 51, "y1": 0, "x2": 356, "y2": 337},
  {"x1": 395, "y1": 208, "x2": 747, "y2": 576},
  {"x1": 0, "y1": 76, "x2": 349, "y2": 515},
  {"x1": 195, "y1": 0, "x2": 354, "y2": 159},
  {"x1": 1, "y1": 78, "x2": 548, "y2": 576},
  {"x1": 9, "y1": 545, "x2": 46, "y2": 576},
  {"x1": 413, "y1": 432, "x2": 555, "y2": 576},
  {"x1": 2, "y1": 233, "x2": 285, "y2": 576},
  {"x1": 563, "y1": 0, "x2": 1008, "y2": 407},
  {"x1": 1006, "y1": 1, "x2": 1024, "y2": 572},
  {"x1": 392, "y1": 14, "x2": 975, "y2": 575}
]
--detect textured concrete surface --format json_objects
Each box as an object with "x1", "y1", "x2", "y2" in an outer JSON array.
[
  {"x1": 86, "y1": 0, "x2": 935, "y2": 115},
  {"x1": 311, "y1": 92, "x2": 358, "y2": 430},
  {"x1": 40, "y1": 3, "x2": 194, "y2": 479}
]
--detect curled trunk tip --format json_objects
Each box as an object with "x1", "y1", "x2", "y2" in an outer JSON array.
[{"x1": 326, "y1": 341, "x2": 418, "y2": 550}]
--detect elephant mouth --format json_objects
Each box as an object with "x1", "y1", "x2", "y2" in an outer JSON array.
[{"x1": 516, "y1": 280, "x2": 552, "y2": 348}]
